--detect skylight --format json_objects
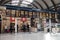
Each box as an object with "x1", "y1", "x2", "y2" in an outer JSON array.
[
  {"x1": 22, "y1": 0, "x2": 34, "y2": 4},
  {"x1": 20, "y1": 4, "x2": 28, "y2": 7},
  {"x1": 21, "y1": 0, "x2": 34, "y2": 7},
  {"x1": 12, "y1": 1, "x2": 19, "y2": 3},
  {"x1": 11, "y1": 0, "x2": 19, "y2": 5},
  {"x1": 22, "y1": 1, "x2": 30, "y2": 4},
  {"x1": 24, "y1": 0, "x2": 33, "y2": 3}
]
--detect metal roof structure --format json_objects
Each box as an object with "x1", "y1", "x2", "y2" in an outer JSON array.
[{"x1": 0, "y1": 0, "x2": 60, "y2": 13}]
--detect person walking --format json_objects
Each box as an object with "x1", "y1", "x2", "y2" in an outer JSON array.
[
  {"x1": 10, "y1": 25, "x2": 13, "y2": 33},
  {"x1": 26, "y1": 23, "x2": 29, "y2": 32},
  {"x1": 5, "y1": 25, "x2": 8, "y2": 33}
]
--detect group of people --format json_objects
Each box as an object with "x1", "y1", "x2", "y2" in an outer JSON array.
[
  {"x1": 4, "y1": 23, "x2": 30, "y2": 33},
  {"x1": 21, "y1": 23, "x2": 30, "y2": 32},
  {"x1": 4, "y1": 24, "x2": 19, "y2": 33}
]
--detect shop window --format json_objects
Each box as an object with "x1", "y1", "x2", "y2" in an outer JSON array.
[
  {"x1": 20, "y1": 11, "x2": 24, "y2": 17},
  {"x1": 45, "y1": 13, "x2": 49, "y2": 19},
  {"x1": 10, "y1": 23, "x2": 15, "y2": 30},
  {"x1": 57, "y1": 14, "x2": 60, "y2": 19},
  {"x1": 51, "y1": 18, "x2": 56, "y2": 23},
  {"x1": 29, "y1": 12, "x2": 33, "y2": 18},
  {"x1": 31, "y1": 18, "x2": 35, "y2": 27},
  {"x1": 43, "y1": 13, "x2": 46, "y2": 17},
  {"x1": 37, "y1": 12, "x2": 40, "y2": 18},
  {"x1": 6, "y1": 10, "x2": 11, "y2": 17},
  {"x1": 15, "y1": 10, "x2": 19, "y2": 17},
  {"x1": 51, "y1": 13, "x2": 55, "y2": 19},
  {"x1": 33, "y1": 12, "x2": 37, "y2": 18},
  {"x1": 40, "y1": 12, "x2": 43, "y2": 18},
  {"x1": 18, "y1": 11, "x2": 21, "y2": 17},
  {"x1": 46, "y1": 19, "x2": 49, "y2": 22},
  {"x1": 25, "y1": 11, "x2": 28, "y2": 17}
]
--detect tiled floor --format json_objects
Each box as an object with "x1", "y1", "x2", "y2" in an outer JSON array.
[{"x1": 0, "y1": 32, "x2": 60, "y2": 40}]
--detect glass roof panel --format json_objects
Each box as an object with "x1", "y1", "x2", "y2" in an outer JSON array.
[
  {"x1": 53, "y1": 0, "x2": 60, "y2": 4},
  {"x1": 11, "y1": 0, "x2": 19, "y2": 5},
  {"x1": 24, "y1": 0, "x2": 33, "y2": 3},
  {"x1": 22, "y1": 1, "x2": 30, "y2": 4},
  {"x1": 21, "y1": 0, "x2": 34, "y2": 7},
  {"x1": 44, "y1": 0, "x2": 53, "y2": 7},
  {"x1": 36, "y1": 0, "x2": 47, "y2": 9}
]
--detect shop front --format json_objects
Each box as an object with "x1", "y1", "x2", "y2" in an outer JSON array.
[{"x1": 0, "y1": 7, "x2": 59, "y2": 33}]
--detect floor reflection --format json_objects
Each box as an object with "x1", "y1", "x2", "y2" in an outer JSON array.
[{"x1": 0, "y1": 32, "x2": 60, "y2": 40}]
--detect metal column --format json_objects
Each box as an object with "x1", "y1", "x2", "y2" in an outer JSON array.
[{"x1": 15, "y1": 18, "x2": 17, "y2": 33}]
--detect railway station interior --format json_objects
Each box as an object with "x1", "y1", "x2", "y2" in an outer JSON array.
[{"x1": 0, "y1": 0, "x2": 60, "y2": 40}]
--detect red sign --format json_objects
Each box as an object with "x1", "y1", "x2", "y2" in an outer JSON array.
[
  {"x1": 21, "y1": 18, "x2": 27, "y2": 22},
  {"x1": 10, "y1": 17, "x2": 15, "y2": 22}
]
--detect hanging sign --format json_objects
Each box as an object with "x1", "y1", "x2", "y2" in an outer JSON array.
[
  {"x1": 10, "y1": 17, "x2": 15, "y2": 22},
  {"x1": 21, "y1": 17, "x2": 27, "y2": 22}
]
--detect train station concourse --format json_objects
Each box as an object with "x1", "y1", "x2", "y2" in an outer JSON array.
[{"x1": 0, "y1": 0, "x2": 60, "y2": 40}]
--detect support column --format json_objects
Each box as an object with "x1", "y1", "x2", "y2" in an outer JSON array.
[
  {"x1": 15, "y1": 18, "x2": 17, "y2": 33},
  {"x1": 49, "y1": 12, "x2": 51, "y2": 32},
  {"x1": 49, "y1": 18, "x2": 51, "y2": 32}
]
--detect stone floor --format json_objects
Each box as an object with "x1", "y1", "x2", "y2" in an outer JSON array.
[{"x1": 0, "y1": 32, "x2": 60, "y2": 40}]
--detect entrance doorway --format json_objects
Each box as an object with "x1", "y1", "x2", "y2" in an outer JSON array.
[{"x1": 10, "y1": 23, "x2": 15, "y2": 33}]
